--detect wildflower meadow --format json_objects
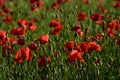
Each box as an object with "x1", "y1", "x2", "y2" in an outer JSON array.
[{"x1": 0, "y1": 0, "x2": 120, "y2": 80}]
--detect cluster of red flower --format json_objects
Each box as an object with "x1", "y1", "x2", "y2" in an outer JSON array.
[
  {"x1": 0, "y1": 0, "x2": 120, "y2": 68},
  {"x1": 64, "y1": 41, "x2": 101, "y2": 64},
  {"x1": 107, "y1": 20, "x2": 120, "y2": 38},
  {"x1": 29, "y1": 0, "x2": 44, "y2": 11},
  {"x1": 52, "y1": 0, "x2": 71, "y2": 9},
  {"x1": 50, "y1": 19, "x2": 64, "y2": 34},
  {"x1": 0, "y1": 0, "x2": 13, "y2": 24}
]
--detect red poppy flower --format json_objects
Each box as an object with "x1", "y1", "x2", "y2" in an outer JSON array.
[
  {"x1": 2, "y1": 6, "x2": 11, "y2": 13},
  {"x1": 0, "y1": 10, "x2": 6, "y2": 16},
  {"x1": 38, "y1": 56, "x2": 46, "y2": 68},
  {"x1": 77, "y1": 12, "x2": 87, "y2": 21},
  {"x1": 108, "y1": 20, "x2": 118, "y2": 29},
  {"x1": 38, "y1": 56, "x2": 51, "y2": 68},
  {"x1": 90, "y1": 13, "x2": 104, "y2": 21},
  {"x1": 76, "y1": 41, "x2": 101, "y2": 53},
  {"x1": 14, "y1": 47, "x2": 33, "y2": 63},
  {"x1": 88, "y1": 41, "x2": 101, "y2": 53},
  {"x1": 3, "y1": 16, "x2": 13, "y2": 24},
  {"x1": 50, "y1": 20, "x2": 61, "y2": 28},
  {"x1": 76, "y1": 29, "x2": 84, "y2": 36},
  {"x1": 96, "y1": 20, "x2": 104, "y2": 26},
  {"x1": 18, "y1": 19, "x2": 37, "y2": 31},
  {"x1": 54, "y1": 25, "x2": 64, "y2": 30},
  {"x1": 17, "y1": 18, "x2": 28, "y2": 27},
  {"x1": 27, "y1": 20, "x2": 37, "y2": 31},
  {"x1": 30, "y1": 0, "x2": 44, "y2": 11},
  {"x1": 71, "y1": 24, "x2": 81, "y2": 31},
  {"x1": 64, "y1": 41, "x2": 75, "y2": 50},
  {"x1": 28, "y1": 25, "x2": 37, "y2": 31},
  {"x1": 50, "y1": 29, "x2": 60, "y2": 34},
  {"x1": 36, "y1": 1, "x2": 44, "y2": 7},
  {"x1": 8, "y1": 37, "x2": 17, "y2": 44},
  {"x1": 107, "y1": 27, "x2": 116, "y2": 38},
  {"x1": 0, "y1": 0, "x2": 5, "y2": 6},
  {"x1": 50, "y1": 19, "x2": 64, "y2": 34},
  {"x1": 0, "y1": 30, "x2": 6, "y2": 40},
  {"x1": 107, "y1": 20, "x2": 120, "y2": 38},
  {"x1": 28, "y1": 42, "x2": 39, "y2": 50},
  {"x1": 52, "y1": 2, "x2": 59, "y2": 9},
  {"x1": 114, "y1": 1, "x2": 120, "y2": 9},
  {"x1": 99, "y1": 7, "x2": 108, "y2": 13},
  {"x1": 29, "y1": 0, "x2": 39, "y2": 4},
  {"x1": 83, "y1": 0, "x2": 90, "y2": 4},
  {"x1": 95, "y1": 33, "x2": 104, "y2": 41},
  {"x1": 38, "y1": 34, "x2": 49, "y2": 44},
  {"x1": 50, "y1": 28, "x2": 63, "y2": 35},
  {"x1": 71, "y1": 24, "x2": 84, "y2": 36},
  {"x1": 50, "y1": 24, "x2": 64, "y2": 34},
  {"x1": 68, "y1": 50, "x2": 84, "y2": 64},
  {"x1": 76, "y1": 42, "x2": 89, "y2": 52},
  {"x1": 10, "y1": 27, "x2": 26, "y2": 36}
]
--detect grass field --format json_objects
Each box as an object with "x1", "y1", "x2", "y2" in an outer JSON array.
[{"x1": 0, "y1": 0, "x2": 120, "y2": 80}]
